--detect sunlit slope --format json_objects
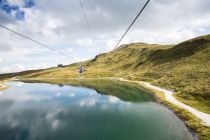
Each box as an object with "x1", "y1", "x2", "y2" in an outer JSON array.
[{"x1": 17, "y1": 34, "x2": 210, "y2": 113}]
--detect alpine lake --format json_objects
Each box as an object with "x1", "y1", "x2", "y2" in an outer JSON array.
[{"x1": 0, "y1": 79, "x2": 195, "y2": 140}]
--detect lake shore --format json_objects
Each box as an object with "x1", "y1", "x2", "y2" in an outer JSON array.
[
  {"x1": 0, "y1": 80, "x2": 197, "y2": 140},
  {"x1": 0, "y1": 83, "x2": 7, "y2": 90},
  {"x1": 116, "y1": 78, "x2": 210, "y2": 126},
  {"x1": 115, "y1": 78, "x2": 210, "y2": 140},
  {"x1": 4, "y1": 77, "x2": 210, "y2": 140}
]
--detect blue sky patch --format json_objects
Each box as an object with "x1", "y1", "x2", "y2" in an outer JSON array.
[
  {"x1": 11, "y1": 5, "x2": 19, "y2": 11},
  {"x1": 15, "y1": 10, "x2": 25, "y2": 20},
  {"x1": 24, "y1": 0, "x2": 35, "y2": 8},
  {"x1": 0, "y1": 0, "x2": 35, "y2": 20},
  {"x1": 2, "y1": 4, "x2": 11, "y2": 13}
]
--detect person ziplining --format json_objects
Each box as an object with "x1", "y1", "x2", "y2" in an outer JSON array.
[{"x1": 78, "y1": 66, "x2": 85, "y2": 78}]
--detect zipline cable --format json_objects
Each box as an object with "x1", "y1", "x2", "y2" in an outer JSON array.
[
  {"x1": 78, "y1": 0, "x2": 94, "y2": 46},
  {"x1": 113, "y1": 0, "x2": 150, "y2": 50},
  {"x1": 0, "y1": 24, "x2": 71, "y2": 59}
]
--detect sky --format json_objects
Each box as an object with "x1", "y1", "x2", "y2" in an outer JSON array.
[{"x1": 0, "y1": 0, "x2": 210, "y2": 74}]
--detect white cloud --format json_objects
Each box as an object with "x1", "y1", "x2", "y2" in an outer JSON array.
[
  {"x1": 0, "y1": 63, "x2": 50, "y2": 74},
  {"x1": 73, "y1": 57, "x2": 89, "y2": 62},
  {"x1": 47, "y1": 17, "x2": 63, "y2": 29},
  {"x1": 55, "y1": 92, "x2": 75, "y2": 97},
  {"x1": 76, "y1": 38, "x2": 93, "y2": 47},
  {"x1": 16, "y1": 63, "x2": 25, "y2": 70},
  {"x1": 0, "y1": 89, "x2": 51, "y2": 102},
  {"x1": 0, "y1": 0, "x2": 210, "y2": 73},
  {"x1": 106, "y1": 40, "x2": 116, "y2": 51},
  {"x1": 66, "y1": 48, "x2": 74, "y2": 53},
  {"x1": 108, "y1": 96, "x2": 120, "y2": 103},
  {"x1": 7, "y1": 0, "x2": 24, "y2": 6},
  {"x1": 68, "y1": 92, "x2": 75, "y2": 97},
  {"x1": 51, "y1": 119, "x2": 60, "y2": 130},
  {"x1": 79, "y1": 97, "x2": 97, "y2": 107}
]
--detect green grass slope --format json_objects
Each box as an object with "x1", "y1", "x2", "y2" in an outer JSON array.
[{"x1": 3, "y1": 34, "x2": 210, "y2": 113}]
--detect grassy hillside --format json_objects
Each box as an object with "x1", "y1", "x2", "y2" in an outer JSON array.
[{"x1": 2, "y1": 34, "x2": 210, "y2": 113}]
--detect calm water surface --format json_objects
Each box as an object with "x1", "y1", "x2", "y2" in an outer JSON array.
[{"x1": 0, "y1": 82, "x2": 194, "y2": 140}]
